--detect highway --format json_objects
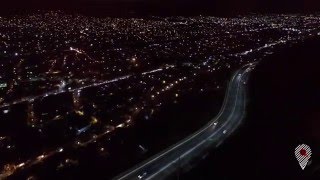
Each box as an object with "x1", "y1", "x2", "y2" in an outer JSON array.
[{"x1": 114, "y1": 63, "x2": 256, "y2": 180}]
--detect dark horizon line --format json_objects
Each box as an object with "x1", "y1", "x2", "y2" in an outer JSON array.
[{"x1": 0, "y1": 1, "x2": 319, "y2": 17}]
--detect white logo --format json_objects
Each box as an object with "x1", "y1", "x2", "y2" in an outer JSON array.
[{"x1": 295, "y1": 144, "x2": 312, "y2": 170}]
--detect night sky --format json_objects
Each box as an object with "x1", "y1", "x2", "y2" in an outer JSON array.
[{"x1": 1, "y1": 0, "x2": 320, "y2": 16}]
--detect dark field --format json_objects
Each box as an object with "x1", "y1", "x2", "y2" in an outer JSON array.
[{"x1": 181, "y1": 37, "x2": 320, "y2": 180}]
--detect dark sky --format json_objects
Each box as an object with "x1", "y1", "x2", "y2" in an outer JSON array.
[{"x1": 1, "y1": 0, "x2": 320, "y2": 16}]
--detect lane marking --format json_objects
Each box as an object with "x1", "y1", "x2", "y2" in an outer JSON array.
[{"x1": 116, "y1": 64, "x2": 253, "y2": 180}]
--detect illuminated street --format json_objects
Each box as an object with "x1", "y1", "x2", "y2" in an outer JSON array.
[{"x1": 0, "y1": 12, "x2": 320, "y2": 179}]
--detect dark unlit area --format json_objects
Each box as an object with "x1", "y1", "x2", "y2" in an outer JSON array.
[{"x1": 181, "y1": 37, "x2": 320, "y2": 179}]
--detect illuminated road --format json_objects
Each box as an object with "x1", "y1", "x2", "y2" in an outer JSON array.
[
  {"x1": 0, "y1": 65, "x2": 175, "y2": 109},
  {"x1": 114, "y1": 63, "x2": 255, "y2": 180}
]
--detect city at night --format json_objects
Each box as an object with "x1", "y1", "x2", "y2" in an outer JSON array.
[{"x1": 0, "y1": 0, "x2": 320, "y2": 180}]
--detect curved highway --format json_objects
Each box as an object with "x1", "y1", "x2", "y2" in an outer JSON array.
[{"x1": 114, "y1": 63, "x2": 256, "y2": 180}]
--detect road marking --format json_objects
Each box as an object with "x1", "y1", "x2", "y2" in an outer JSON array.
[
  {"x1": 115, "y1": 64, "x2": 253, "y2": 180},
  {"x1": 145, "y1": 68, "x2": 248, "y2": 180}
]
